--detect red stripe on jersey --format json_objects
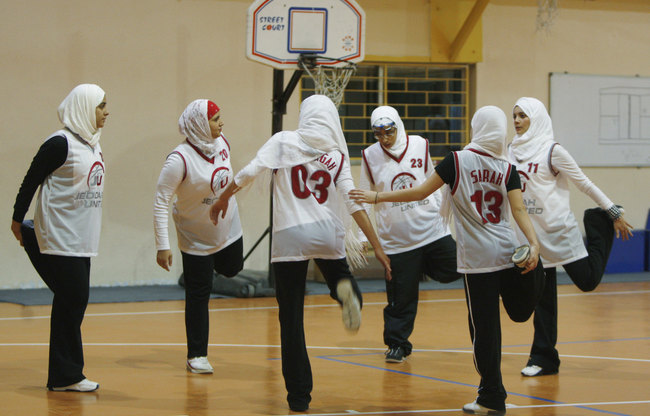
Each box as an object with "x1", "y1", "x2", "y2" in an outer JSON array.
[
  {"x1": 170, "y1": 151, "x2": 187, "y2": 182},
  {"x1": 220, "y1": 134, "x2": 231, "y2": 152},
  {"x1": 467, "y1": 148, "x2": 492, "y2": 158},
  {"x1": 548, "y1": 143, "x2": 559, "y2": 176},
  {"x1": 381, "y1": 136, "x2": 410, "y2": 163},
  {"x1": 424, "y1": 139, "x2": 430, "y2": 174},
  {"x1": 451, "y1": 151, "x2": 460, "y2": 195},
  {"x1": 361, "y1": 149, "x2": 375, "y2": 185},
  {"x1": 185, "y1": 139, "x2": 215, "y2": 163},
  {"x1": 333, "y1": 152, "x2": 345, "y2": 183}
]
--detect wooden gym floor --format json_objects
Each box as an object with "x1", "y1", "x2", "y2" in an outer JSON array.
[{"x1": 0, "y1": 280, "x2": 648, "y2": 415}]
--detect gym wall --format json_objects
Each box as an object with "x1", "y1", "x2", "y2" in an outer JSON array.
[{"x1": 0, "y1": 0, "x2": 647, "y2": 288}]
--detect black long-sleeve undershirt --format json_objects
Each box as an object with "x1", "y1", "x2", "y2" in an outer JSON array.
[{"x1": 12, "y1": 135, "x2": 68, "y2": 223}]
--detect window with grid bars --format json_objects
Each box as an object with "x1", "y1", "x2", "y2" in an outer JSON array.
[{"x1": 301, "y1": 63, "x2": 470, "y2": 160}]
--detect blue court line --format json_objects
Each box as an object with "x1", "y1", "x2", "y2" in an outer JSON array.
[{"x1": 315, "y1": 354, "x2": 633, "y2": 416}]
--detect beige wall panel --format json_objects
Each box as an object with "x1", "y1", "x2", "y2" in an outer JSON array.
[{"x1": 361, "y1": 0, "x2": 431, "y2": 59}]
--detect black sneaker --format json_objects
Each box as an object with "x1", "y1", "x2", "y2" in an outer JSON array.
[
  {"x1": 385, "y1": 346, "x2": 406, "y2": 363},
  {"x1": 288, "y1": 401, "x2": 309, "y2": 412}
]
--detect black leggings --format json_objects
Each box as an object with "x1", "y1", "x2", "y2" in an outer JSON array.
[
  {"x1": 527, "y1": 208, "x2": 615, "y2": 371},
  {"x1": 272, "y1": 258, "x2": 362, "y2": 409},
  {"x1": 384, "y1": 235, "x2": 460, "y2": 354},
  {"x1": 180, "y1": 237, "x2": 243, "y2": 358},
  {"x1": 21, "y1": 221, "x2": 90, "y2": 388},
  {"x1": 464, "y1": 262, "x2": 545, "y2": 411}
]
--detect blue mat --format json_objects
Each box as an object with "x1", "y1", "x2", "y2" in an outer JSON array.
[{"x1": 1, "y1": 272, "x2": 648, "y2": 306}]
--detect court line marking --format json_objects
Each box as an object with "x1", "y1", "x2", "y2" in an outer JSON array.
[
  {"x1": 1, "y1": 289, "x2": 648, "y2": 321},
  {"x1": 273, "y1": 400, "x2": 650, "y2": 416},
  {"x1": 0, "y1": 343, "x2": 646, "y2": 415},
  {"x1": 0, "y1": 342, "x2": 648, "y2": 364},
  {"x1": 314, "y1": 355, "x2": 641, "y2": 416}
]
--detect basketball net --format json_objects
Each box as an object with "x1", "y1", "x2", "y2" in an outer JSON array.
[
  {"x1": 536, "y1": 0, "x2": 558, "y2": 32},
  {"x1": 299, "y1": 56, "x2": 357, "y2": 109}
]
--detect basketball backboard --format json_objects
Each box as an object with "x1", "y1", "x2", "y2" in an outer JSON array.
[{"x1": 246, "y1": 0, "x2": 365, "y2": 69}]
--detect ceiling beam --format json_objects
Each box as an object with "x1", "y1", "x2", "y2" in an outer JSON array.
[{"x1": 449, "y1": 0, "x2": 490, "y2": 62}]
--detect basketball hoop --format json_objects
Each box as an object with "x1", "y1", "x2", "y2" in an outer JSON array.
[
  {"x1": 536, "y1": 0, "x2": 558, "y2": 32},
  {"x1": 299, "y1": 54, "x2": 357, "y2": 108}
]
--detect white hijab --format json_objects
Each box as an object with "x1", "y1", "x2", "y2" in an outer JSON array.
[
  {"x1": 440, "y1": 106, "x2": 508, "y2": 224},
  {"x1": 508, "y1": 97, "x2": 555, "y2": 163},
  {"x1": 57, "y1": 84, "x2": 105, "y2": 147},
  {"x1": 179, "y1": 99, "x2": 218, "y2": 157},
  {"x1": 465, "y1": 105, "x2": 508, "y2": 158},
  {"x1": 254, "y1": 94, "x2": 349, "y2": 168},
  {"x1": 370, "y1": 106, "x2": 407, "y2": 158}
]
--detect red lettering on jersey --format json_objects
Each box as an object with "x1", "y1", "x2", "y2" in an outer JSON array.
[{"x1": 318, "y1": 154, "x2": 337, "y2": 171}]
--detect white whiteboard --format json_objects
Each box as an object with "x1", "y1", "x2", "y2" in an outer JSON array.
[{"x1": 549, "y1": 72, "x2": 650, "y2": 166}]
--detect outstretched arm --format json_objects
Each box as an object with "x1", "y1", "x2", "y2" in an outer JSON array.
[
  {"x1": 349, "y1": 172, "x2": 445, "y2": 205},
  {"x1": 508, "y1": 188, "x2": 540, "y2": 274},
  {"x1": 552, "y1": 145, "x2": 632, "y2": 240},
  {"x1": 351, "y1": 209, "x2": 392, "y2": 281}
]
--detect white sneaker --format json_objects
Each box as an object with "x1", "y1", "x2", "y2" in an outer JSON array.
[
  {"x1": 336, "y1": 279, "x2": 361, "y2": 332},
  {"x1": 521, "y1": 364, "x2": 542, "y2": 376},
  {"x1": 521, "y1": 364, "x2": 557, "y2": 376},
  {"x1": 462, "y1": 400, "x2": 505, "y2": 415},
  {"x1": 186, "y1": 356, "x2": 213, "y2": 374},
  {"x1": 49, "y1": 378, "x2": 99, "y2": 392}
]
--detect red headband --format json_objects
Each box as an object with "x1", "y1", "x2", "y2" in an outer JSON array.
[{"x1": 207, "y1": 101, "x2": 220, "y2": 120}]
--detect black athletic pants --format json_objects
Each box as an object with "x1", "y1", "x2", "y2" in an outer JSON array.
[
  {"x1": 464, "y1": 262, "x2": 545, "y2": 411},
  {"x1": 273, "y1": 258, "x2": 362, "y2": 410},
  {"x1": 527, "y1": 208, "x2": 614, "y2": 372},
  {"x1": 20, "y1": 221, "x2": 90, "y2": 388},
  {"x1": 384, "y1": 235, "x2": 460, "y2": 354},
  {"x1": 180, "y1": 237, "x2": 243, "y2": 358}
]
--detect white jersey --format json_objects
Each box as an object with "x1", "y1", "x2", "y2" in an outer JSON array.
[
  {"x1": 35, "y1": 129, "x2": 104, "y2": 256},
  {"x1": 361, "y1": 135, "x2": 450, "y2": 255},
  {"x1": 236, "y1": 150, "x2": 363, "y2": 262},
  {"x1": 447, "y1": 149, "x2": 517, "y2": 273},
  {"x1": 508, "y1": 141, "x2": 588, "y2": 267},
  {"x1": 153, "y1": 138, "x2": 242, "y2": 255}
]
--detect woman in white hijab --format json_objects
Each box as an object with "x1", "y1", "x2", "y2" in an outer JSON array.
[
  {"x1": 358, "y1": 106, "x2": 460, "y2": 364},
  {"x1": 351, "y1": 106, "x2": 545, "y2": 416},
  {"x1": 153, "y1": 99, "x2": 243, "y2": 375},
  {"x1": 209, "y1": 95, "x2": 391, "y2": 412},
  {"x1": 507, "y1": 97, "x2": 633, "y2": 377},
  {"x1": 11, "y1": 84, "x2": 108, "y2": 392}
]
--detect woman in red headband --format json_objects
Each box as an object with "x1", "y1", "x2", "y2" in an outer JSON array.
[{"x1": 153, "y1": 99, "x2": 244, "y2": 374}]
